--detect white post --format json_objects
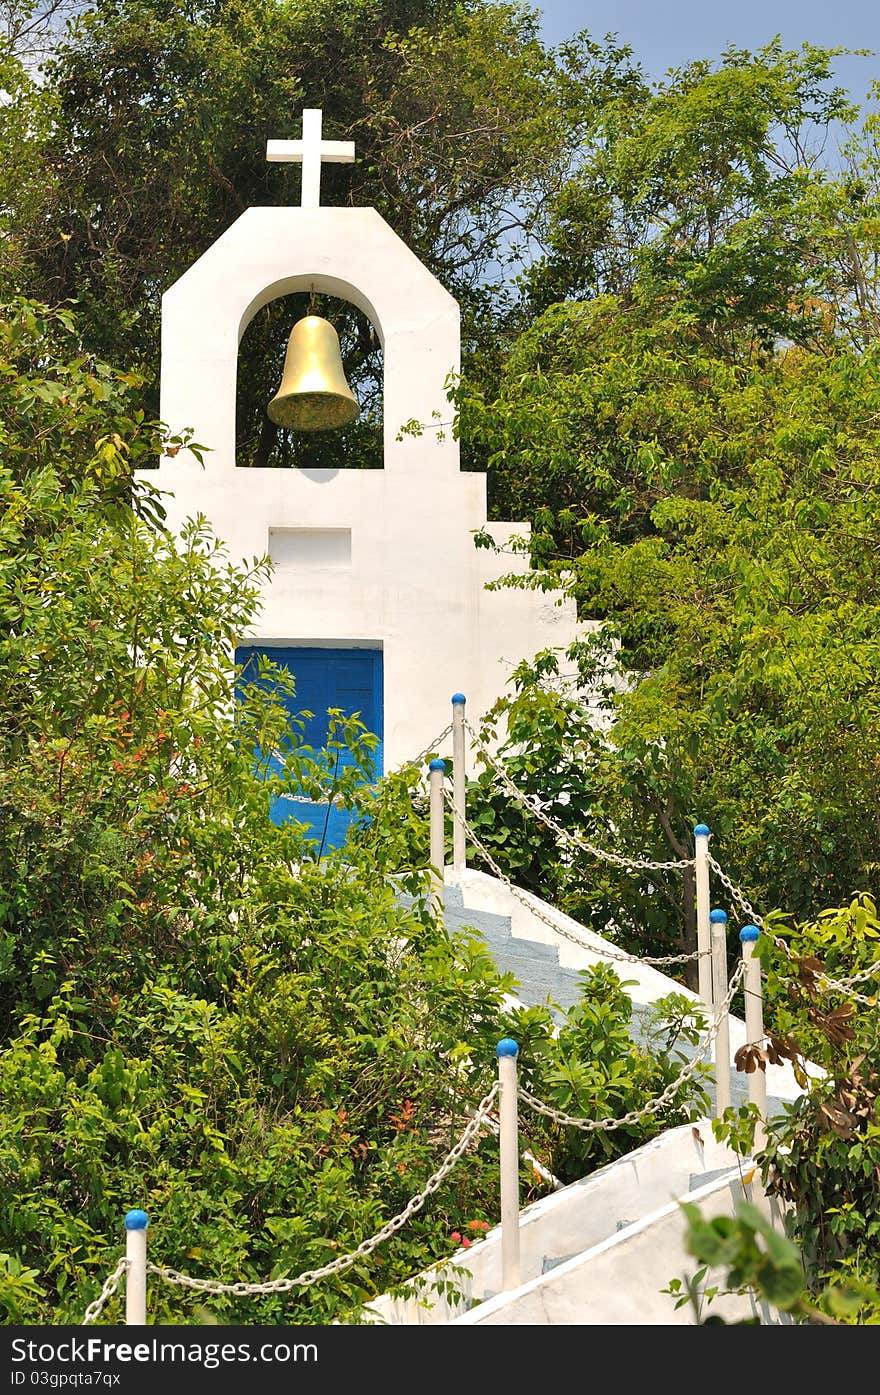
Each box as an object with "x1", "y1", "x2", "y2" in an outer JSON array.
[
  {"x1": 451, "y1": 693, "x2": 466, "y2": 876},
  {"x1": 428, "y1": 758, "x2": 446, "y2": 913},
  {"x1": 694, "y1": 823, "x2": 713, "y2": 1008},
  {"x1": 497, "y1": 1038, "x2": 520, "y2": 1292},
  {"x1": 740, "y1": 926, "x2": 768, "y2": 1151},
  {"x1": 124, "y1": 1209, "x2": 148, "y2": 1325},
  {"x1": 710, "y1": 908, "x2": 731, "y2": 1117}
]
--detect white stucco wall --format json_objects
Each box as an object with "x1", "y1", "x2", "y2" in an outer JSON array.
[
  {"x1": 450, "y1": 1168, "x2": 788, "y2": 1326},
  {"x1": 137, "y1": 205, "x2": 586, "y2": 767}
]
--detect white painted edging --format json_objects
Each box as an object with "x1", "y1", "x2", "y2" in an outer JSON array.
[{"x1": 448, "y1": 1166, "x2": 787, "y2": 1326}]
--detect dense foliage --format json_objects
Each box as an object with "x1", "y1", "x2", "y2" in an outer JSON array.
[
  {"x1": 2, "y1": 0, "x2": 880, "y2": 1326},
  {"x1": 454, "y1": 44, "x2": 880, "y2": 973},
  {"x1": 1, "y1": 0, "x2": 621, "y2": 468},
  {"x1": 0, "y1": 300, "x2": 709, "y2": 1323}
]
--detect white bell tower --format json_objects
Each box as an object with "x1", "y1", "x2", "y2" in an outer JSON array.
[{"x1": 140, "y1": 108, "x2": 583, "y2": 776}]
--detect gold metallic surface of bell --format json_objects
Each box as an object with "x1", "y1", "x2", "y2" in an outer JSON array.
[{"x1": 267, "y1": 314, "x2": 360, "y2": 431}]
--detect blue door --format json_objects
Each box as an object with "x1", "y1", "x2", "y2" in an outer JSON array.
[{"x1": 235, "y1": 645, "x2": 384, "y2": 850}]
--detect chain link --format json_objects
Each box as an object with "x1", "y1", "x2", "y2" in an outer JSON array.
[
  {"x1": 145, "y1": 1082, "x2": 499, "y2": 1300},
  {"x1": 465, "y1": 718, "x2": 694, "y2": 874},
  {"x1": 814, "y1": 967, "x2": 880, "y2": 1001},
  {"x1": 446, "y1": 790, "x2": 705, "y2": 969},
  {"x1": 518, "y1": 959, "x2": 746, "y2": 1134},
  {"x1": 473, "y1": 1106, "x2": 565, "y2": 1189},
  {"x1": 706, "y1": 856, "x2": 769, "y2": 931},
  {"x1": 81, "y1": 1256, "x2": 128, "y2": 1325},
  {"x1": 464, "y1": 724, "x2": 879, "y2": 1006},
  {"x1": 776, "y1": 960, "x2": 880, "y2": 1004}
]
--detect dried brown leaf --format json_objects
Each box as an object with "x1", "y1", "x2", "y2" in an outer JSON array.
[{"x1": 734, "y1": 1043, "x2": 767, "y2": 1075}]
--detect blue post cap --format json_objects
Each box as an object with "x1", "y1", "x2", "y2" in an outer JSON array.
[
  {"x1": 496, "y1": 1038, "x2": 519, "y2": 1058},
  {"x1": 693, "y1": 823, "x2": 710, "y2": 837},
  {"x1": 451, "y1": 693, "x2": 466, "y2": 705},
  {"x1": 124, "y1": 1209, "x2": 149, "y2": 1230},
  {"x1": 709, "y1": 908, "x2": 728, "y2": 924},
  {"x1": 740, "y1": 925, "x2": 760, "y2": 943},
  {"x1": 428, "y1": 758, "x2": 446, "y2": 772}
]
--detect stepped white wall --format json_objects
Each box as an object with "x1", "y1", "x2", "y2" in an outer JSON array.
[{"x1": 138, "y1": 206, "x2": 588, "y2": 766}]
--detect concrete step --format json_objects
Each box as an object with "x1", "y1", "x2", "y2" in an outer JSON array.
[{"x1": 441, "y1": 887, "x2": 587, "y2": 1018}]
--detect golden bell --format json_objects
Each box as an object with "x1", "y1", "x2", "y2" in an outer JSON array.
[{"x1": 267, "y1": 314, "x2": 360, "y2": 431}]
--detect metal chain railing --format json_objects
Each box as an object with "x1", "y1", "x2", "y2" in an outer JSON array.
[
  {"x1": 77, "y1": 700, "x2": 880, "y2": 1326},
  {"x1": 475, "y1": 1106, "x2": 565, "y2": 1191},
  {"x1": 708, "y1": 855, "x2": 880, "y2": 1000},
  {"x1": 81, "y1": 1256, "x2": 128, "y2": 1325},
  {"x1": 268, "y1": 723, "x2": 455, "y2": 806},
  {"x1": 518, "y1": 958, "x2": 746, "y2": 1135},
  {"x1": 409, "y1": 723, "x2": 453, "y2": 768},
  {"x1": 706, "y1": 855, "x2": 769, "y2": 934},
  {"x1": 461, "y1": 729, "x2": 879, "y2": 1007},
  {"x1": 465, "y1": 717, "x2": 694, "y2": 874},
  {"x1": 445, "y1": 789, "x2": 705, "y2": 969},
  {"x1": 142, "y1": 1082, "x2": 499, "y2": 1301},
  {"x1": 812, "y1": 970, "x2": 879, "y2": 1004}
]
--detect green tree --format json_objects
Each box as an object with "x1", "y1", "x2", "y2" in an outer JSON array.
[
  {"x1": 460, "y1": 333, "x2": 880, "y2": 967},
  {"x1": 523, "y1": 40, "x2": 873, "y2": 351},
  {"x1": 0, "y1": 298, "x2": 510, "y2": 1322},
  {"x1": 447, "y1": 49, "x2": 880, "y2": 968}
]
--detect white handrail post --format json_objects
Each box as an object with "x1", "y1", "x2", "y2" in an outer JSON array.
[
  {"x1": 428, "y1": 758, "x2": 446, "y2": 914},
  {"x1": 710, "y1": 908, "x2": 731, "y2": 1117},
  {"x1": 124, "y1": 1209, "x2": 148, "y2": 1325},
  {"x1": 451, "y1": 693, "x2": 466, "y2": 877},
  {"x1": 740, "y1": 925, "x2": 768, "y2": 1151},
  {"x1": 694, "y1": 823, "x2": 713, "y2": 1008},
  {"x1": 496, "y1": 1038, "x2": 520, "y2": 1292}
]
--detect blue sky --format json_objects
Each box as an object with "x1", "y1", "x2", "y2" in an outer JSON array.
[{"x1": 533, "y1": 0, "x2": 878, "y2": 104}]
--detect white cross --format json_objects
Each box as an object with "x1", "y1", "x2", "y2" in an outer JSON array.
[{"x1": 266, "y1": 108, "x2": 356, "y2": 209}]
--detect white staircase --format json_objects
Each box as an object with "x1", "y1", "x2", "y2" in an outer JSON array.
[
  {"x1": 443, "y1": 867, "x2": 816, "y2": 1117},
  {"x1": 364, "y1": 868, "x2": 811, "y2": 1325},
  {"x1": 363, "y1": 1119, "x2": 788, "y2": 1325}
]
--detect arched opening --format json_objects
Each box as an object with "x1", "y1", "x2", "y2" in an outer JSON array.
[{"x1": 235, "y1": 289, "x2": 383, "y2": 470}]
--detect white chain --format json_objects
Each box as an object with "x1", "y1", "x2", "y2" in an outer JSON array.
[
  {"x1": 81, "y1": 1256, "x2": 128, "y2": 1325},
  {"x1": 823, "y1": 958, "x2": 880, "y2": 987},
  {"x1": 706, "y1": 856, "x2": 769, "y2": 932},
  {"x1": 410, "y1": 723, "x2": 453, "y2": 767},
  {"x1": 826, "y1": 985, "x2": 879, "y2": 1006},
  {"x1": 778, "y1": 963, "x2": 880, "y2": 1005},
  {"x1": 814, "y1": 966, "x2": 880, "y2": 1001},
  {"x1": 518, "y1": 959, "x2": 746, "y2": 1134},
  {"x1": 463, "y1": 729, "x2": 880, "y2": 1007},
  {"x1": 446, "y1": 790, "x2": 705, "y2": 968},
  {"x1": 465, "y1": 718, "x2": 694, "y2": 874},
  {"x1": 708, "y1": 855, "x2": 880, "y2": 1000},
  {"x1": 268, "y1": 724, "x2": 455, "y2": 806},
  {"x1": 145, "y1": 1082, "x2": 499, "y2": 1299},
  {"x1": 474, "y1": 1107, "x2": 565, "y2": 1190}
]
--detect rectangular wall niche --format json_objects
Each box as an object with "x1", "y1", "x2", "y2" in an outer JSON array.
[{"x1": 269, "y1": 527, "x2": 352, "y2": 567}]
